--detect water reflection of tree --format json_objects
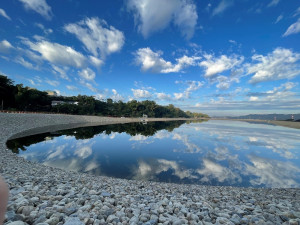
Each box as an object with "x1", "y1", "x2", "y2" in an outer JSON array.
[{"x1": 7, "y1": 120, "x2": 207, "y2": 153}]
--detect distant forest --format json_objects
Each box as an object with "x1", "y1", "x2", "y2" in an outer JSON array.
[{"x1": 0, "y1": 75, "x2": 209, "y2": 118}]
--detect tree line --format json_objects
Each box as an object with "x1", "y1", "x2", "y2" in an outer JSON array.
[{"x1": 0, "y1": 75, "x2": 209, "y2": 118}]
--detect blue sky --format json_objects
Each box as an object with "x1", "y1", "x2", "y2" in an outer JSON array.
[{"x1": 0, "y1": 0, "x2": 300, "y2": 116}]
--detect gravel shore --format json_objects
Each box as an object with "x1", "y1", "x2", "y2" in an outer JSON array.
[{"x1": 1, "y1": 113, "x2": 299, "y2": 225}]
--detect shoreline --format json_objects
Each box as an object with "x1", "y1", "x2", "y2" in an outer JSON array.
[
  {"x1": 212, "y1": 118, "x2": 300, "y2": 130},
  {"x1": 1, "y1": 113, "x2": 299, "y2": 224}
]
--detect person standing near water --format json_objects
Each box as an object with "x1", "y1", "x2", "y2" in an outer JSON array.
[{"x1": 0, "y1": 175, "x2": 8, "y2": 225}]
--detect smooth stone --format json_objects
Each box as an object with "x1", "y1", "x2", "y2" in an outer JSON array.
[
  {"x1": 6, "y1": 222, "x2": 28, "y2": 225},
  {"x1": 101, "y1": 192, "x2": 111, "y2": 197},
  {"x1": 63, "y1": 217, "x2": 84, "y2": 225},
  {"x1": 44, "y1": 216, "x2": 60, "y2": 225},
  {"x1": 289, "y1": 219, "x2": 300, "y2": 225},
  {"x1": 216, "y1": 217, "x2": 234, "y2": 225}
]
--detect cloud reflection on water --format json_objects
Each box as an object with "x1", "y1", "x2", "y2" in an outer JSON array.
[{"x1": 14, "y1": 120, "x2": 300, "y2": 187}]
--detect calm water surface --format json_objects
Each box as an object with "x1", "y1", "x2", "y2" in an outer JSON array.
[{"x1": 7, "y1": 120, "x2": 300, "y2": 188}]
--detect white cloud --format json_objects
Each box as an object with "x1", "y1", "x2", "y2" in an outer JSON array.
[
  {"x1": 247, "y1": 47, "x2": 300, "y2": 83},
  {"x1": 66, "y1": 85, "x2": 78, "y2": 91},
  {"x1": 0, "y1": 8, "x2": 11, "y2": 20},
  {"x1": 35, "y1": 23, "x2": 53, "y2": 34},
  {"x1": 78, "y1": 68, "x2": 96, "y2": 81},
  {"x1": 0, "y1": 40, "x2": 13, "y2": 53},
  {"x1": 245, "y1": 155, "x2": 300, "y2": 188},
  {"x1": 173, "y1": 133, "x2": 201, "y2": 153},
  {"x1": 131, "y1": 88, "x2": 152, "y2": 99},
  {"x1": 173, "y1": 1, "x2": 198, "y2": 39},
  {"x1": 274, "y1": 15, "x2": 283, "y2": 24},
  {"x1": 46, "y1": 80, "x2": 59, "y2": 86},
  {"x1": 89, "y1": 56, "x2": 103, "y2": 68},
  {"x1": 283, "y1": 18, "x2": 300, "y2": 37},
  {"x1": 128, "y1": 0, "x2": 198, "y2": 39},
  {"x1": 65, "y1": 17, "x2": 125, "y2": 59},
  {"x1": 135, "y1": 47, "x2": 200, "y2": 73},
  {"x1": 52, "y1": 65, "x2": 70, "y2": 81},
  {"x1": 199, "y1": 54, "x2": 244, "y2": 77},
  {"x1": 174, "y1": 92, "x2": 188, "y2": 100},
  {"x1": 156, "y1": 92, "x2": 172, "y2": 101},
  {"x1": 15, "y1": 57, "x2": 38, "y2": 70},
  {"x1": 293, "y1": 7, "x2": 300, "y2": 17},
  {"x1": 135, "y1": 48, "x2": 172, "y2": 73},
  {"x1": 18, "y1": 0, "x2": 53, "y2": 20},
  {"x1": 197, "y1": 158, "x2": 241, "y2": 183},
  {"x1": 111, "y1": 89, "x2": 124, "y2": 101},
  {"x1": 249, "y1": 96, "x2": 259, "y2": 101},
  {"x1": 212, "y1": 0, "x2": 234, "y2": 16},
  {"x1": 24, "y1": 40, "x2": 86, "y2": 68},
  {"x1": 75, "y1": 146, "x2": 92, "y2": 159},
  {"x1": 185, "y1": 80, "x2": 204, "y2": 92},
  {"x1": 267, "y1": 0, "x2": 280, "y2": 7},
  {"x1": 173, "y1": 80, "x2": 204, "y2": 100},
  {"x1": 80, "y1": 80, "x2": 98, "y2": 93}
]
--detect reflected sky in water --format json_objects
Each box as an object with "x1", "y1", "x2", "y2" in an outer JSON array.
[{"x1": 8, "y1": 120, "x2": 300, "y2": 188}]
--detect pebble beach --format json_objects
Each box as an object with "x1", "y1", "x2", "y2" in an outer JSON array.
[{"x1": 0, "y1": 113, "x2": 299, "y2": 225}]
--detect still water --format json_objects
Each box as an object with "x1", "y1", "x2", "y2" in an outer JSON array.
[{"x1": 7, "y1": 120, "x2": 300, "y2": 188}]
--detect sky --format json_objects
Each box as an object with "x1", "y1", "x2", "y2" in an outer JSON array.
[{"x1": 0, "y1": 0, "x2": 300, "y2": 116}]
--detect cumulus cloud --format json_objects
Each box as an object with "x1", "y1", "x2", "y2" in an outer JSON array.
[
  {"x1": 89, "y1": 56, "x2": 103, "y2": 68},
  {"x1": 65, "y1": 17, "x2": 125, "y2": 59},
  {"x1": 212, "y1": 0, "x2": 234, "y2": 16},
  {"x1": 173, "y1": 80, "x2": 204, "y2": 100},
  {"x1": 18, "y1": 0, "x2": 53, "y2": 20},
  {"x1": 111, "y1": 89, "x2": 124, "y2": 101},
  {"x1": 156, "y1": 92, "x2": 172, "y2": 101},
  {"x1": 0, "y1": 8, "x2": 11, "y2": 20},
  {"x1": 131, "y1": 88, "x2": 152, "y2": 99},
  {"x1": 135, "y1": 47, "x2": 200, "y2": 73},
  {"x1": 199, "y1": 53, "x2": 244, "y2": 77},
  {"x1": 24, "y1": 39, "x2": 86, "y2": 68},
  {"x1": 247, "y1": 48, "x2": 300, "y2": 83},
  {"x1": 0, "y1": 40, "x2": 13, "y2": 53},
  {"x1": 128, "y1": 0, "x2": 198, "y2": 39},
  {"x1": 283, "y1": 18, "x2": 300, "y2": 37},
  {"x1": 78, "y1": 68, "x2": 96, "y2": 81}
]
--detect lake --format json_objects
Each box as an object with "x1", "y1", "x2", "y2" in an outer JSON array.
[{"x1": 7, "y1": 120, "x2": 300, "y2": 188}]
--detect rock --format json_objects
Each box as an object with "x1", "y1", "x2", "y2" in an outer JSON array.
[
  {"x1": 6, "y1": 222, "x2": 28, "y2": 225},
  {"x1": 216, "y1": 217, "x2": 234, "y2": 225},
  {"x1": 106, "y1": 215, "x2": 119, "y2": 223},
  {"x1": 63, "y1": 217, "x2": 84, "y2": 225},
  {"x1": 21, "y1": 206, "x2": 34, "y2": 217},
  {"x1": 101, "y1": 192, "x2": 111, "y2": 197},
  {"x1": 44, "y1": 216, "x2": 60, "y2": 225},
  {"x1": 64, "y1": 207, "x2": 77, "y2": 216},
  {"x1": 289, "y1": 219, "x2": 300, "y2": 225}
]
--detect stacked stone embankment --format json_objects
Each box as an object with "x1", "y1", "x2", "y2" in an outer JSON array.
[{"x1": 0, "y1": 113, "x2": 299, "y2": 225}]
